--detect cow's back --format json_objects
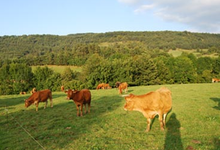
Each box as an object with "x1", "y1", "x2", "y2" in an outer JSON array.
[
  {"x1": 156, "y1": 87, "x2": 172, "y2": 113},
  {"x1": 81, "y1": 89, "x2": 91, "y2": 103},
  {"x1": 38, "y1": 89, "x2": 52, "y2": 102}
]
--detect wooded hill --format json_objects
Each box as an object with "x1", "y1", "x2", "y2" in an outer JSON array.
[
  {"x1": 1, "y1": 31, "x2": 220, "y2": 66},
  {"x1": 1, "y1": 31, "x2": 220, "y2": 95}
]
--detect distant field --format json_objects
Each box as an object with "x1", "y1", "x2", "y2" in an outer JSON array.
[
  {"x1": 168, "y1": 49, "x2": 218, "y2": 58},
  {"x1": 32, "y1": 65, "x2": 82, "y2": 74},
  {"x1": 0, "y1": 83, "x2": 220, "y2": 149}
]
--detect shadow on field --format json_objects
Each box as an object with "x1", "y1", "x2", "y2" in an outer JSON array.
[
  {"x1": 1, "y1": 94, "x2": 122, "y2": 149},
  {"x1": 210, "y1": 97, "x2": 220, "y2": 110},
  {"x1": 0, "y1": 95, "x2": 29, "y2": 109},
  {"x1": 213, "y1": 137, "x2": 220, "y2": 150},
  {"x1": 164, "y1": 113, "x2": 183, "y2": 150}
]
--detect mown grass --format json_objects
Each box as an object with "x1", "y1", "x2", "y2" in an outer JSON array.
[
  {"x1": 0, "y1": 83, "x2": 220, "y2": 150},
  {"x1": 31, "y1": 65, "x2": 82, "y2": 74}
]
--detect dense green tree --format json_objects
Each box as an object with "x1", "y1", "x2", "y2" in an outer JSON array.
[
  {"x1": 172, "y1": 56, "x2": 196, "y2": 84},
  {"x1": 33, "y1": 66, "x2": 54, "y2": 90},
  {"x1": 196, "y1": 57, "x2": 213, "y2": 75},
  {"x1": 212, "y1": 56, "x2": 220, "y2": 75},
  {"x1": 0, "y1": 63, "x2": 33, "y2": 95}
]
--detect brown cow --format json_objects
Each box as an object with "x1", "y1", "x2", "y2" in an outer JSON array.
[
  {"x1": 61, "y1": 85, "x2": 65, "y2": 92},
  {"x1": 25, "y1": 89, "x2": 53, "y2": 111},
  {"x1": 20, "y1": 91, "x2": 26, "y2": 95},
  {"x1": 102, "y1": 83, "x2": 112, "y2": 89},
  {"x1": 212, "y1": 78, "x2": 220, "y2": 83},
  {"x1": 96, "y1": 83, "x2": 104, "y2": 90},
  {"x1": 66, "y1": 89, "x2": 91, "y2": 116},
  {"x1": 118, "y1": 82, "x2": 128, "y2": 94},
  {"x1": 30, "y1": 87, "x2": 37, "y2": 94},
  {"x1": 123, "y1": 87, "x2": 172, "y2": 132}
]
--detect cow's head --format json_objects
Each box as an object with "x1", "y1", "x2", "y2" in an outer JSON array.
[
  {"x1": 115, "y1": 82, "x2": 121, "y2": 88},
  {"x1": 123, "y1": 94, "x2": 135, "y2": 111},
  {"x1": 65, "y1": 89, "x2": 73, "y2": 100},
  {"x1": 65, "y1": 89, "x2": 78, "y2": 100},
  {"x1": 25, "y1": 99, "x2": 32, "y2": 108}
]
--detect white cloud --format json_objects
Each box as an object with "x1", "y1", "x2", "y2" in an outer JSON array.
[
  {"x1": 134, "y1": 4, "x2": 155, "y2": 14},
  {"x1": 118, "y1": 0, "x2": 220, "y2": 33},
  {"x1": 118, "y1": 0, "x2": 141, "y2": 5}
]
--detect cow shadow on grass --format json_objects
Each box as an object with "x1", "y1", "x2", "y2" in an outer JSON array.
[
  {"x1": 164, "y1": 113, "x2": 183, "y2": 150},
  {"x1": 0, "y1": 94, "x2": 122, "y2": 150},
  {"x1": 210, "y1": 97, "x2": 220, "y2": 110}
]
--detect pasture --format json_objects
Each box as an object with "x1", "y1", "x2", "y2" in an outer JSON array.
[
  {"x1": 0, "y1": 83, "x2": 220, "y2": 150},
  {"x1": 31, "y1": 65, "x2": 82, "y2": 73}
]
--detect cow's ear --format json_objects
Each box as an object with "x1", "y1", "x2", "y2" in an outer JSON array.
[{"x1": 129, "y1": 94, "x2": 134, "y2": 98}]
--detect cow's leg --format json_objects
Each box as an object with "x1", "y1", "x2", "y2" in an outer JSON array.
[
  {"x1": 80, "y1": 104, "x2": 83, "y2": 116},
  {"x1": 50, "y1": 98, "x2": 53, "y2": 108},
  {"x1": 159, "y1": 113, "x2": 164, "y2": 131},
  {"x1": 76, "y1": 105, "x2": 80, "y2": 116},
  {"x1": 44, "y1": 100, "x2": 48, "y2": 109},
  {"x1": 34, "y1": 101, "x2": 39, "y2": 111},
  {"x1": 146, "y1": 118, "x2": 151, "y2": 132},
  {"x1": 84, "y1": 104, "x2": 87, "y2": 114},
  {"x1": 163, "y1": 113, "x2": 167, "y2": 127},
  {"x1": 88, "y1": 102, "x2": 91, "y2": 113}
]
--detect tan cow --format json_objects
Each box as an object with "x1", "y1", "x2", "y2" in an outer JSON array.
[
  {"x1": 20, "y1": 91, "x2": 26, "y2": 95},
  {"x1": 212, "y1": 78, "x2": 220, "y2": 83},
  {"x1": 96, "y1": 83, "x2": 104, "y2": 90},
  {"x1": 123, "y1": 87, "x2": 172, "y2": 132},
  {"x1": 61, "y1": 85, "x2": 65, "y2": 92},
  {"x1": 118, "y1": 82, "x2": 128, "y2": 94},
  {"x1": 30, "y1": 87, "x2": 37, "y2": 94},
  {"x1": 25, "y1": 89, "x2": 53, "y2": 111},
  {"x1": 102, "y1": 83, "x2": 112, "y2": 89}
]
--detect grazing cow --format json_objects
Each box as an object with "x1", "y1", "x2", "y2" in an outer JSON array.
[
  {"x1": 102, "y1": 83, "x2": 112, "y2": 89},
  {"x1": 61, "y1": 85, "x2": 65, "y2": 92},
  {"x1": 66, "y1": 89, "x2": 91, "y2": 116},
  {"x1": 118, "y1": 82, "x2": 128, "y2": 94},
  {"x1": 96, "y1": 83, "x2": 104, "y2": 90},
  {"x1": 31, "y1": 87, "x2": 37, "y2": 94},
  {"x1": 115, "y1": 81, "x2": 121, "y2": 88},
  {"x1": 20, "y1": 91, "x2": 26, "y2": 95},
  {"x1": 212, "y1": 78, "x2": 220, "y2": 83},
  {"x1": 123, "y1": 87, "x2": 172, "y2": 132},
  {"x1": 25, "y1": 89, "x2": 53, "y2": 111}
]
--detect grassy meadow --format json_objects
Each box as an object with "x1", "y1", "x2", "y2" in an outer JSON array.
[
  {"x1": 31, "y1": 65, "x2": 82, "y2": 73},
  {"x1": 0, "y1": 83, "x2": 220, "y2": 150}
]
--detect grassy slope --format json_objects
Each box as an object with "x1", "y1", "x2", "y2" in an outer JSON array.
[
  {"x1": 0, "y1": 83, "x2": 220, "y2": 150},
  {"x1": 31, "y1": 65, "x2": 82, "y2": 73}
]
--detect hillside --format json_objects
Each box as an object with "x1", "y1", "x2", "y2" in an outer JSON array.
[{"x1": 0, "y1": 31, "x2": 220, "y2": 65}]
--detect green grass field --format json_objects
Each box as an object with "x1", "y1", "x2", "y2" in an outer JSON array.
[
  {"x1": 0, "y1": 83, "x2": 220, "y2": 150},
  {"x1": 32, "y1": 65, "x2": 82, "y2": 74}
]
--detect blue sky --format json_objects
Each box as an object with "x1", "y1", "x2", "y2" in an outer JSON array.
[{"x1": 1, "y1": 0, "x2": 220, "y2": 36}]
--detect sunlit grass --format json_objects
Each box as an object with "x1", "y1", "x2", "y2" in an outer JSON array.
[
  {"x1": 0, "y1": 83, "x2": 220, "y2": 149},
  {"x1": 32, "y1": 65, "x2": 82, "y2": 74}
]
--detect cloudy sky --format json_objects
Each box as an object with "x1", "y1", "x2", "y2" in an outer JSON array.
[{"x1": 0, "y1": 0, "x2": 219, "y2": 36}]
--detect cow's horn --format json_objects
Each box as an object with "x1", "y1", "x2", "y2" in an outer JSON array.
[{"x1": 121, "y1": 94, "x2": 129, "y2": 97}]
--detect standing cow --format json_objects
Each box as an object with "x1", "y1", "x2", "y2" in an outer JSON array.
[
  {"x1": 116, "y1": 82, "x2": 128, "y2": 94},
  {"x1": 25, "y1": 89, "x2": 53, "y2": 111},
  {"x1": 66, "y1": 89, "x2": 91, "y2": 116},
  {"x1": 123, "y1": 87, "x2": 172, "y2": 132}
]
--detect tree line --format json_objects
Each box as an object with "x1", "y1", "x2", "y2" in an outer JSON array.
[{"x1": 0, "y1": 51, "x2": 219, "y2": 95}]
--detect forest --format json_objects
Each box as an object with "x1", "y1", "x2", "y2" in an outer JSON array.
[{"x1": 0, "y1": 31, "x2": 220, "y2": 95}]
